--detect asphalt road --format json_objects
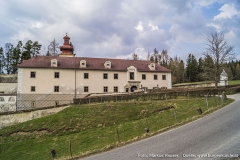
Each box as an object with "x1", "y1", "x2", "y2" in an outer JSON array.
[{"x1": 81, "y1": 93, "x2": 240, "y2": 160}]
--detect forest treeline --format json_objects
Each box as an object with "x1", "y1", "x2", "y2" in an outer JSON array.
[
  {"x1": 137, "y1": 48, "x2": 240, "y2": 84},
  {"x1": 0, "y1": 39, "x2": 72, "y2": 74}
]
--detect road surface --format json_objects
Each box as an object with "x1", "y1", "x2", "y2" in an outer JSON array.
[{"x1": 81, "y1": 93, "x2": 240, "y2": 160}]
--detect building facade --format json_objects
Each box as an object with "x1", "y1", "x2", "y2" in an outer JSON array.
[{"x1": 17, "y1": 34, "x2": 171, "y2": 110}]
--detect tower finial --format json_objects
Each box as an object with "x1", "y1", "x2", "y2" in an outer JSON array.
[{"x1": 66, "y1": 32, "x2": 68, "y2": 36}]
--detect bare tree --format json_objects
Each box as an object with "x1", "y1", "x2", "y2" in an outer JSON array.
[
  {"x1": 203, "y1": 32, "x2": 235, "y2": 87},
  {"x1": 158, "y1": 49, "x2": 169, "y2": 67},
  {"x1": 132, "y1": 53, "x2": 139, "y2": 60},
  {"x1": 48, "y1": 39, "x2": 59, "y2": 56}
]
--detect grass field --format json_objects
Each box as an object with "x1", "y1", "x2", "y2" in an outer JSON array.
[
  {"x1": 228, "y1": 80, "x2": 240, "y2": 85},
  {"x1": 0, "y1": 97, "x2": 234, "y2": 160}
]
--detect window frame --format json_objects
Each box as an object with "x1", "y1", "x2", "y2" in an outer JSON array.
[
  {"x1": 30, "y1": 71, "x2": 36, "y2": 78},
  {"x1": 31, "y1": 86, "x2": 36, "y2": 92},
  {"x1": 84, "y1": 73, "x2": 89, "y2": 79},
  {"x1": 54, "y1": 86, "x2": 59, "y2": 92},
  {"x1": 162, "y1": 75, "x2": 166, "y2": 80},
  {"x1": 114, "y1": 86, "x2": 118, "y2": 92},
  {"x1": 54, "y1": 72, "x2": 60, "y2": 78},
  {"x1": 130, "y1": 72, "x2": 134, "y2": 80},
  {"x1": 114, "y1": 73, "x2": 118, "y2": 79},
  {"x1": 103, "y1": 86, "x2": 108, "y2": 92},
  {"x1": 84, "y1": 86, "x2": 89, "y2": 92},
  {"x1": 154, "y1": 74, "x2": 158, "y2": 80},
  {"x1": 103, "y1": 73, "x2": 108, "y2": 79},
  {"x1": 142, "y1": 74, "x2": 146, "y2": 80}
]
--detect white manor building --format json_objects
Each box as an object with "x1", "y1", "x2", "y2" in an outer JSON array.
[{"x1": 16, "y1": 34, "x2": 172, "y2": 109}]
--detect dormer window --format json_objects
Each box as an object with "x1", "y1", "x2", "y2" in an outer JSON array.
[
  {"x1": 148, "y1": 63, "x2": 155, "y2": 70},
  {"x1": 80, "y1": 60, "x2": 86, "y2": 68},
  {"x1": 104, "y1": 61, "x2": 111, "y2": 69},
  {"x1": 51, "y1": 59, "x2": 57, "y2": 67}
]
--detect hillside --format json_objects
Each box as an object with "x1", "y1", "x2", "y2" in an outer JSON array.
[{"x1": 0, "y1": 97, "x2": 234, "y2": 160}]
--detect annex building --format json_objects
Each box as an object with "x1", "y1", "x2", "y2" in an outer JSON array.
[{"x1": 17, "y1": 34, "x2": 171, "y2": 110}]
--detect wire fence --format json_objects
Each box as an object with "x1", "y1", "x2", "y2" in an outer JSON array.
[
  {"x1": 74, "y1": 86, "x2": 240, "y2": 105},
  {"x1": 16, "y1": 94, "x2": 84, "y2": 111}
]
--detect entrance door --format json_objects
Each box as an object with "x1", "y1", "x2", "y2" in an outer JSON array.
[{"x1": 131, "y1": 86, "x2": 137, "y2": 92}]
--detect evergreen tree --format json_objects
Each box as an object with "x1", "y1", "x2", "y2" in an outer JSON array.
[
  {"x1": 178, "y1": 60, "x2": 185, "y2": 83},
  {"x1": 153, "y1": 48, "x2": 158, "y2": 63},
  {"x1": 31, "y1": 41, "x2": 42, "y2": 57},
  {"x1": 0, "y1": 47, "x2": 4, "y2": 74},
  {"x1": 197, "y1": 57, "x2": 204, "y2": 81},
  {"x1": 11, "y1": 41, "x2": 23, "y2": 74},
  {"x1": 4, "y1": 43, "x2": 14, "y2": 74},
  {"x1": 22, "y1": 40, "x2": 42, "y2": 60},
  {"x1": 70, "y1": 42, "x2": 75, "y2": 55},
  {"x1": 186, "y1": 54, "x2": 198, "y2": 82},
  {"x1": 202, "y1": 55, "x2": 215, "y2": 81},
  {"x1": 22, "y1": 40, "x2": 33, "y2": 60}
]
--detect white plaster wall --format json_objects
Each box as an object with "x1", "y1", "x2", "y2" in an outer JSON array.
[
  {"x1": 19, "y1": 68, "x2": 172, "y2": 94},
  {"x1": 0, "y1": 83, "x2": 17, "y2": 94}
]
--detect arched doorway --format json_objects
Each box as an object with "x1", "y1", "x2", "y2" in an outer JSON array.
[{"x1": 131, "y1": 86, "x2": 137, "y2": 92}]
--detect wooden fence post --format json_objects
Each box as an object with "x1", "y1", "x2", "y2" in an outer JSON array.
[
  {"x1": 174, "y1": 111, "x2": 178, "y2": 123},
  {"x1": 69, "y1": 139, "x2": 72, "y2": 157},
  {"x1": 116, "y1": 128, "x2": 120, "y2": 143}
]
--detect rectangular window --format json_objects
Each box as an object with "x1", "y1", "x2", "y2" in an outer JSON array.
[
  {"x1": 142, "y1": 74, "x2": 146, "y2": 80},
  {"x1": 103, "y1": 73, "x2": 108, "y2": 79},
  {"x1": 154, "y1": 74, "x2": 158, "y2": 80},
  {"x1": 103, "y1": 86, "x2": 108, "y2": 92},
  {"x1": 84, "y1": 73, "x2": 89, "y2": 79},
  {"x1": 84, "y1": 86, "x2": 89, "y2": 92},
  {"x1": 31, "y1": 86, "x2": 35, "y2": 92},
  {"x1": 114, "y1": 74, "x2": 118, "y2": 79},
  {"x1": 54, "y1": 86, "x2": 59, "y2": 92},
  {"x1": 30, "y1": 71, "x2": 36, "y2": 78},
  {"x1": 54, "y1": 72, "x2": 59, "y2": 78},
  {"x1": 55, "y1": 101, "x2": 59, "y2": 106},
  {"x1": 130, "y1": 72, "x2": 134, "y2": 80},
  {"x1": 162, "y1": 75, "x2": 166, "y2": 80},
  {"x1": 114, "y1": 86, "x2": 118, "y2": 92},
  {"x1": 31, "y1": 101, "x2": 36, "y2": 107}
]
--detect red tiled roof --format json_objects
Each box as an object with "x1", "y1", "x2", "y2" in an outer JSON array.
[{"x1": 18, "y1": 56, "x2": 171, "y2": 72}]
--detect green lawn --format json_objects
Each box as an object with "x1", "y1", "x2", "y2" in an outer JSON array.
[
  {"x1": 0, "y1": 97, "x2": 234, "y2": 160},
  {"x1": 228, "y1": 80, "x2": 240, "y2": 85}
]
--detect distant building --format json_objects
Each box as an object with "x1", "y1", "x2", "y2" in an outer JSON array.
[
  {"x1": 220, "y1": 69, "x2": 228, "y2": 86},
  {"x1": 17, "y1": 34, "x2": 172, "y2": 110}
]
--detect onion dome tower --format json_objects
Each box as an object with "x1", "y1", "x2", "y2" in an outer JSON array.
[{"x1": 59, "y1": 33, "x2": 75, "y2": 57}]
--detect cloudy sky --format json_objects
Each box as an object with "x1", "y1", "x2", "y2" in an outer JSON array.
[{"x1": 0, "y1": 0, "x2": 239, "y2": 61}]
